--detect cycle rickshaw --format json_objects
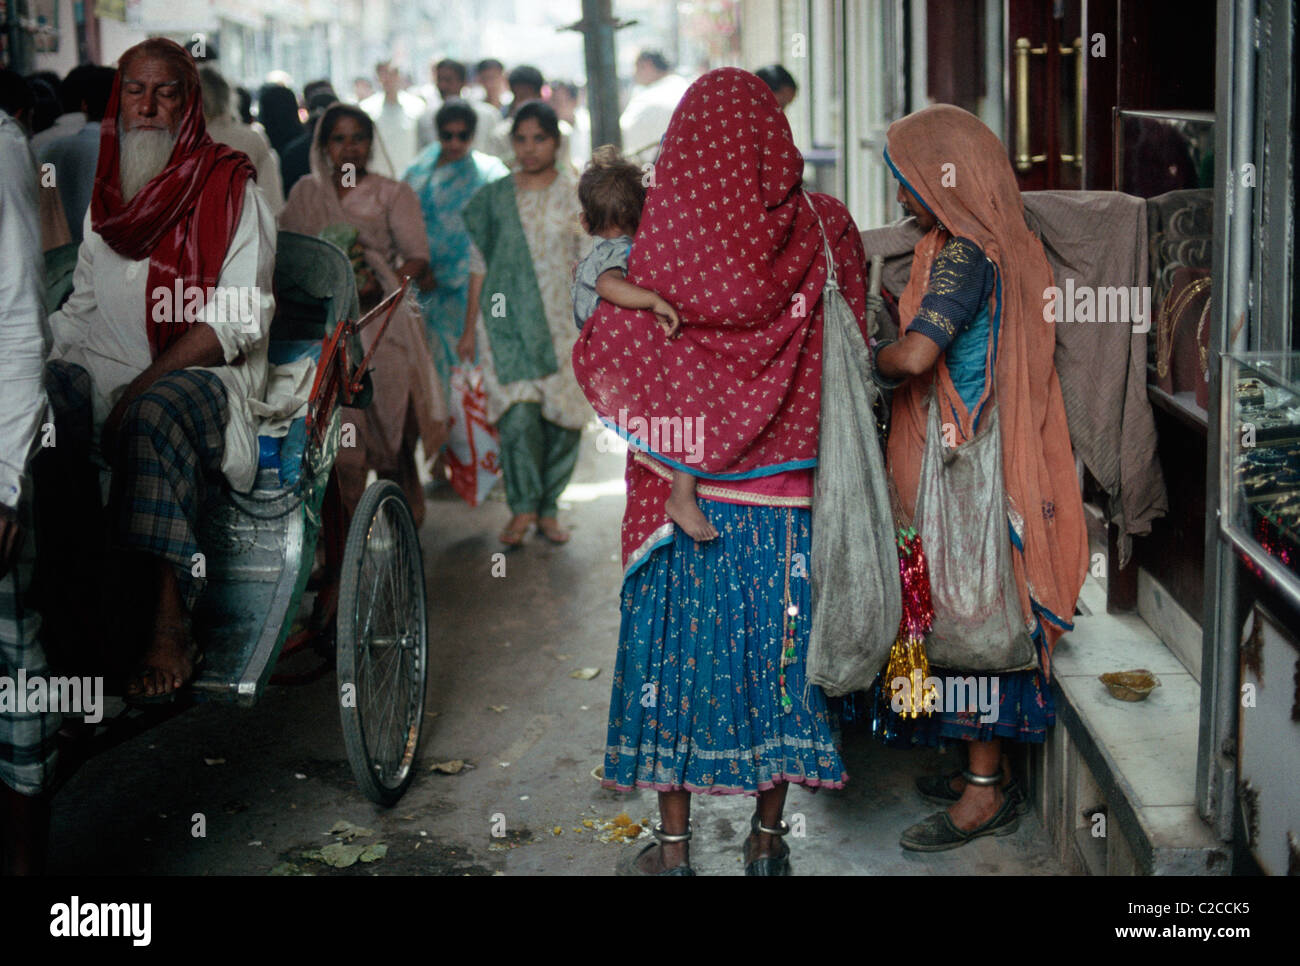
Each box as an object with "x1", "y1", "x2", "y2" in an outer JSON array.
[{"x1": 44, "y1": 231, "x2": 429, "y2": 806}]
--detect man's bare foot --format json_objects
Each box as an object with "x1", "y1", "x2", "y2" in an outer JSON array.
[
  {"x1": 538, "y1": 517, "x2": 570, "y2": 544},
  {"x1": 126, "y1": 618, "x2": 200, "y2": 698},
  {"x1": 665, "y1": 494, "x2": 718, "y2": 541}
]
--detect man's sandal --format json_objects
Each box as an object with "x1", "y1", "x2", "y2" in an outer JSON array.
[
  {"x1": 537, "y1": 519, "x2": 570, "y2": 544},
  {"x1": 900, "y1": 769, "x2": 1021, "y2": 852},
  {"x1": 744, "y1": 813, "x2": 792, "y2": 876},
  {"x1": 616, "y1": 822, "x2": 695, "y2": 876},
  {"x1": 498, "y1": 520, "x2": 533, "y2": 547}
]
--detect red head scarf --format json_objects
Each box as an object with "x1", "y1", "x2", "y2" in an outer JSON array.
[
  {"x1": 573, "y1": 67, "x2": 865, "y2": 473},
  {"x1": 884, "y1": 104, "x2": 1087, "y2": 653},
  {"x1": 91, "y1": 38, "x2": 256, "y2": 357},
  {"x1": 572, "y1": 67, "x2": 867, "y2": 572}
]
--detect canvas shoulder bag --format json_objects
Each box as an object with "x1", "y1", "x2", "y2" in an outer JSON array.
[
  {"x1": 912, "y1": 390, "x2": 1036, "y2": 671},
  {"x1": 805, "y1": 201, "x2": 903, "y2": 695}
]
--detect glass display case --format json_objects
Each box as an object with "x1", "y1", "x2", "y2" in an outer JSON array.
[{"x1": 1223, "y1": 352, "x2": 1300, "y2": 607}]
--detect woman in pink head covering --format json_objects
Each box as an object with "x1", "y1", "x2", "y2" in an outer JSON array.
[
  {"x1": 279, "y1": 103, "x2": 448, "y2": 526},
  {"x1": 573, "y1": 68, "x2": 869, "y2": 875}
]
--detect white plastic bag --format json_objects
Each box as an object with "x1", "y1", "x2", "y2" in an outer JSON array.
[{"x1": 446, "y1": 365, "x2": 501, "y2": 507}]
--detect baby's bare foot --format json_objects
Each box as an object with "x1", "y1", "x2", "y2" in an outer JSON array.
[{"x1": 666, "y1": 494, "x2": 718, "y2": 542}]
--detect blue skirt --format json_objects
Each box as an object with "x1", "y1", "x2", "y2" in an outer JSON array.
[
  {"x1": 840, "y1": 633, "x2": 1056, "y2": 748},
  {"x1": 602, "y1": 502, "x2": 848, "y2": 796}
]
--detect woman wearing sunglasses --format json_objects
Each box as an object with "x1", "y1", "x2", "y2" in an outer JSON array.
[{"x1": 403, "y1": 101, "x2": 510, "y2": 409}]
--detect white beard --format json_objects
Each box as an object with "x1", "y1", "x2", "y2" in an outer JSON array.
[{"x1": 118, "y1": 126, "x2": 177, "y2": 202}]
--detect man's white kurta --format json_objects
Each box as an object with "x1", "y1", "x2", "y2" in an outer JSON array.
[
  {"x1": 0, "y1": 111, "x2": 50, "y2": 509},
  {"x1": 207, "y1": 115, "x2": 285, "y2": 215},
  {"x1": 47, "y1": 180, "x2": 277, "y2": 494},
  {"x1": 619, "y1": 73, "x2": 690, "y2": 163}
]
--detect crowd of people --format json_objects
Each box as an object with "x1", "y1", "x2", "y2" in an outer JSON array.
[{"x1": 0, "y1": 36, "x2": 1083, "y2": 879}]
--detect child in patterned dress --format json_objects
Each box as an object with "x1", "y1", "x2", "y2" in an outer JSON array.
[{"x1": 573, "y1": 146, "x2": 718, "y2": 541}]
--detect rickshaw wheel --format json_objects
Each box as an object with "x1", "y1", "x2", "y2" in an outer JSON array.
[{"x1": 337, "y1": 479, "x2": 428, "y2": 805}]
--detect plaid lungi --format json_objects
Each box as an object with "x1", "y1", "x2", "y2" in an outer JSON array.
[
  {"x1": 0, "y1": 499, "x2": 58, "y2": 796},
  {"x1": 45, "y1": 361, "x2": 228, "y2": 612}
]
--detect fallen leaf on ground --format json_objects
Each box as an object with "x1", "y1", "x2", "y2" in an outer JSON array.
[
  {"x1": 570, "y1": 667, "x2": 601, "y2": 680},
  {"x1": 359, "y1": 843, "x2": 387, "y2": 863},
  {"x1": 328, "y1": 820, "x2": 374, "y2": 842},
  {"x1": 488, "y1": 704, "x2": 508, "y2": 713},
  {"x1": 269, "y1": 862, "x2": 303, "y2": 876},
  {"x1": 430, "y1": 759, "x2": 466, "y2": 775},
  {"x1": 303, "y1": 842, "x2": 365, "y2": 868}
]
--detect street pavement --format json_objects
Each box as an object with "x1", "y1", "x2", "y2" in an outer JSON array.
[{"x1": 46, "y1": 423, "x2": 1065, "y2": 876}]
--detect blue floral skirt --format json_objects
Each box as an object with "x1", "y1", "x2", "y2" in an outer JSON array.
[{"x1": 602, "y1": 502, "x2": 848, "y2": 796}]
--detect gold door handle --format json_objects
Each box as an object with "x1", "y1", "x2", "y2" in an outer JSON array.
[
  {"x1": 1014, "y1": 37, "x2": 1049, "y2": 172},
  {"x1": 1057, "y1": 37, "x2": 1084, "y2": 169}
]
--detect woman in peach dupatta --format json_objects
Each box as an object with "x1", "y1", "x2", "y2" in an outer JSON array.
[
  {"x1": 280, "y1": 104, "x2": 447, "y2": 526},
  {"x1": 872, "y1": 105, "x2": 1087, "y2": 851}
]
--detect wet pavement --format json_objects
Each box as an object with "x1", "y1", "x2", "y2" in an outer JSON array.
[{"x1": 47, "y1": 424, "x2": 1066, "y2": 876}]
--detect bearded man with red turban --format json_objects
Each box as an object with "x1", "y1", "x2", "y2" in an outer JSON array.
[{"x1": 39, "y1": 38, "x2": 277, "y2": 698}]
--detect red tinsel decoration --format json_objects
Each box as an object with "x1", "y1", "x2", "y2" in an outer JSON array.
[
  {"x1": 884, "y1": 526, "x2": 938, "y2": 717},
  {"x1": 897, "y1": 526, "x2": 934, "y2": 634}
]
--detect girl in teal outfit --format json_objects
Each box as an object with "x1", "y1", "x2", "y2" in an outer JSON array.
[{"x1": 402, "y1": 101, "x2": 509, "y2": 407}]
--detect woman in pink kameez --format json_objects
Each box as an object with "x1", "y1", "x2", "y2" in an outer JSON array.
[{"x1": 279, "y1": 104, "x2": 448, "y2": 526}]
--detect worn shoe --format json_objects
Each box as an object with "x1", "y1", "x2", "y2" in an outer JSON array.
[
  {"x1": 899, "y1": 790, "x2": 1022, "y2": 852},
  {"x1": 915, "y1": 770, "x2": 1028, "y2": 814},
  {"x1": 616, "y1": 823, "x2": 695, "y2": 876},
  {"x1": 616, "y1": 840, "x2": 696, "y2": 876},
  {"x1": 744, "y1": 813, "x2": 792, "y2": 876},
  {"x1": 915, "y1": 769, "x2": 965, "y2": 806}
]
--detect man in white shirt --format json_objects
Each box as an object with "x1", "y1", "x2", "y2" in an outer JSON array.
[
  {"x1": 199, "y1": 65, "x2": 284, "y2": 215},
  {"x1": 548, "y1": 79, "x2": 591, "y2": 171},
  {"x1": 416, "y1": 58, "x2": 503, "y2": 157},
  {"x1": 41, "y1": 38, "x2": 276, "y2": 700},
  {"x1": 0, "y1": 100, "x2": 56, "y2": 875},
  {"x1": 38, "y1": 65, "x2": 115, "y2": 242},
  {"x1": 473, "y1": 59, "x2": 509, "y2": 116},
  {"x1": 30, "y1": 65, "x2": 101, "y2": 154},
  {"x1": 360, "y1": 61, "x2": 427, "y2": 178},
  {"x1": 619, "y1": 50, "x2": 690, "y2": 163},
  {"x1": 482, "y1": 66, "x2": 575, "y2": 171}
]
